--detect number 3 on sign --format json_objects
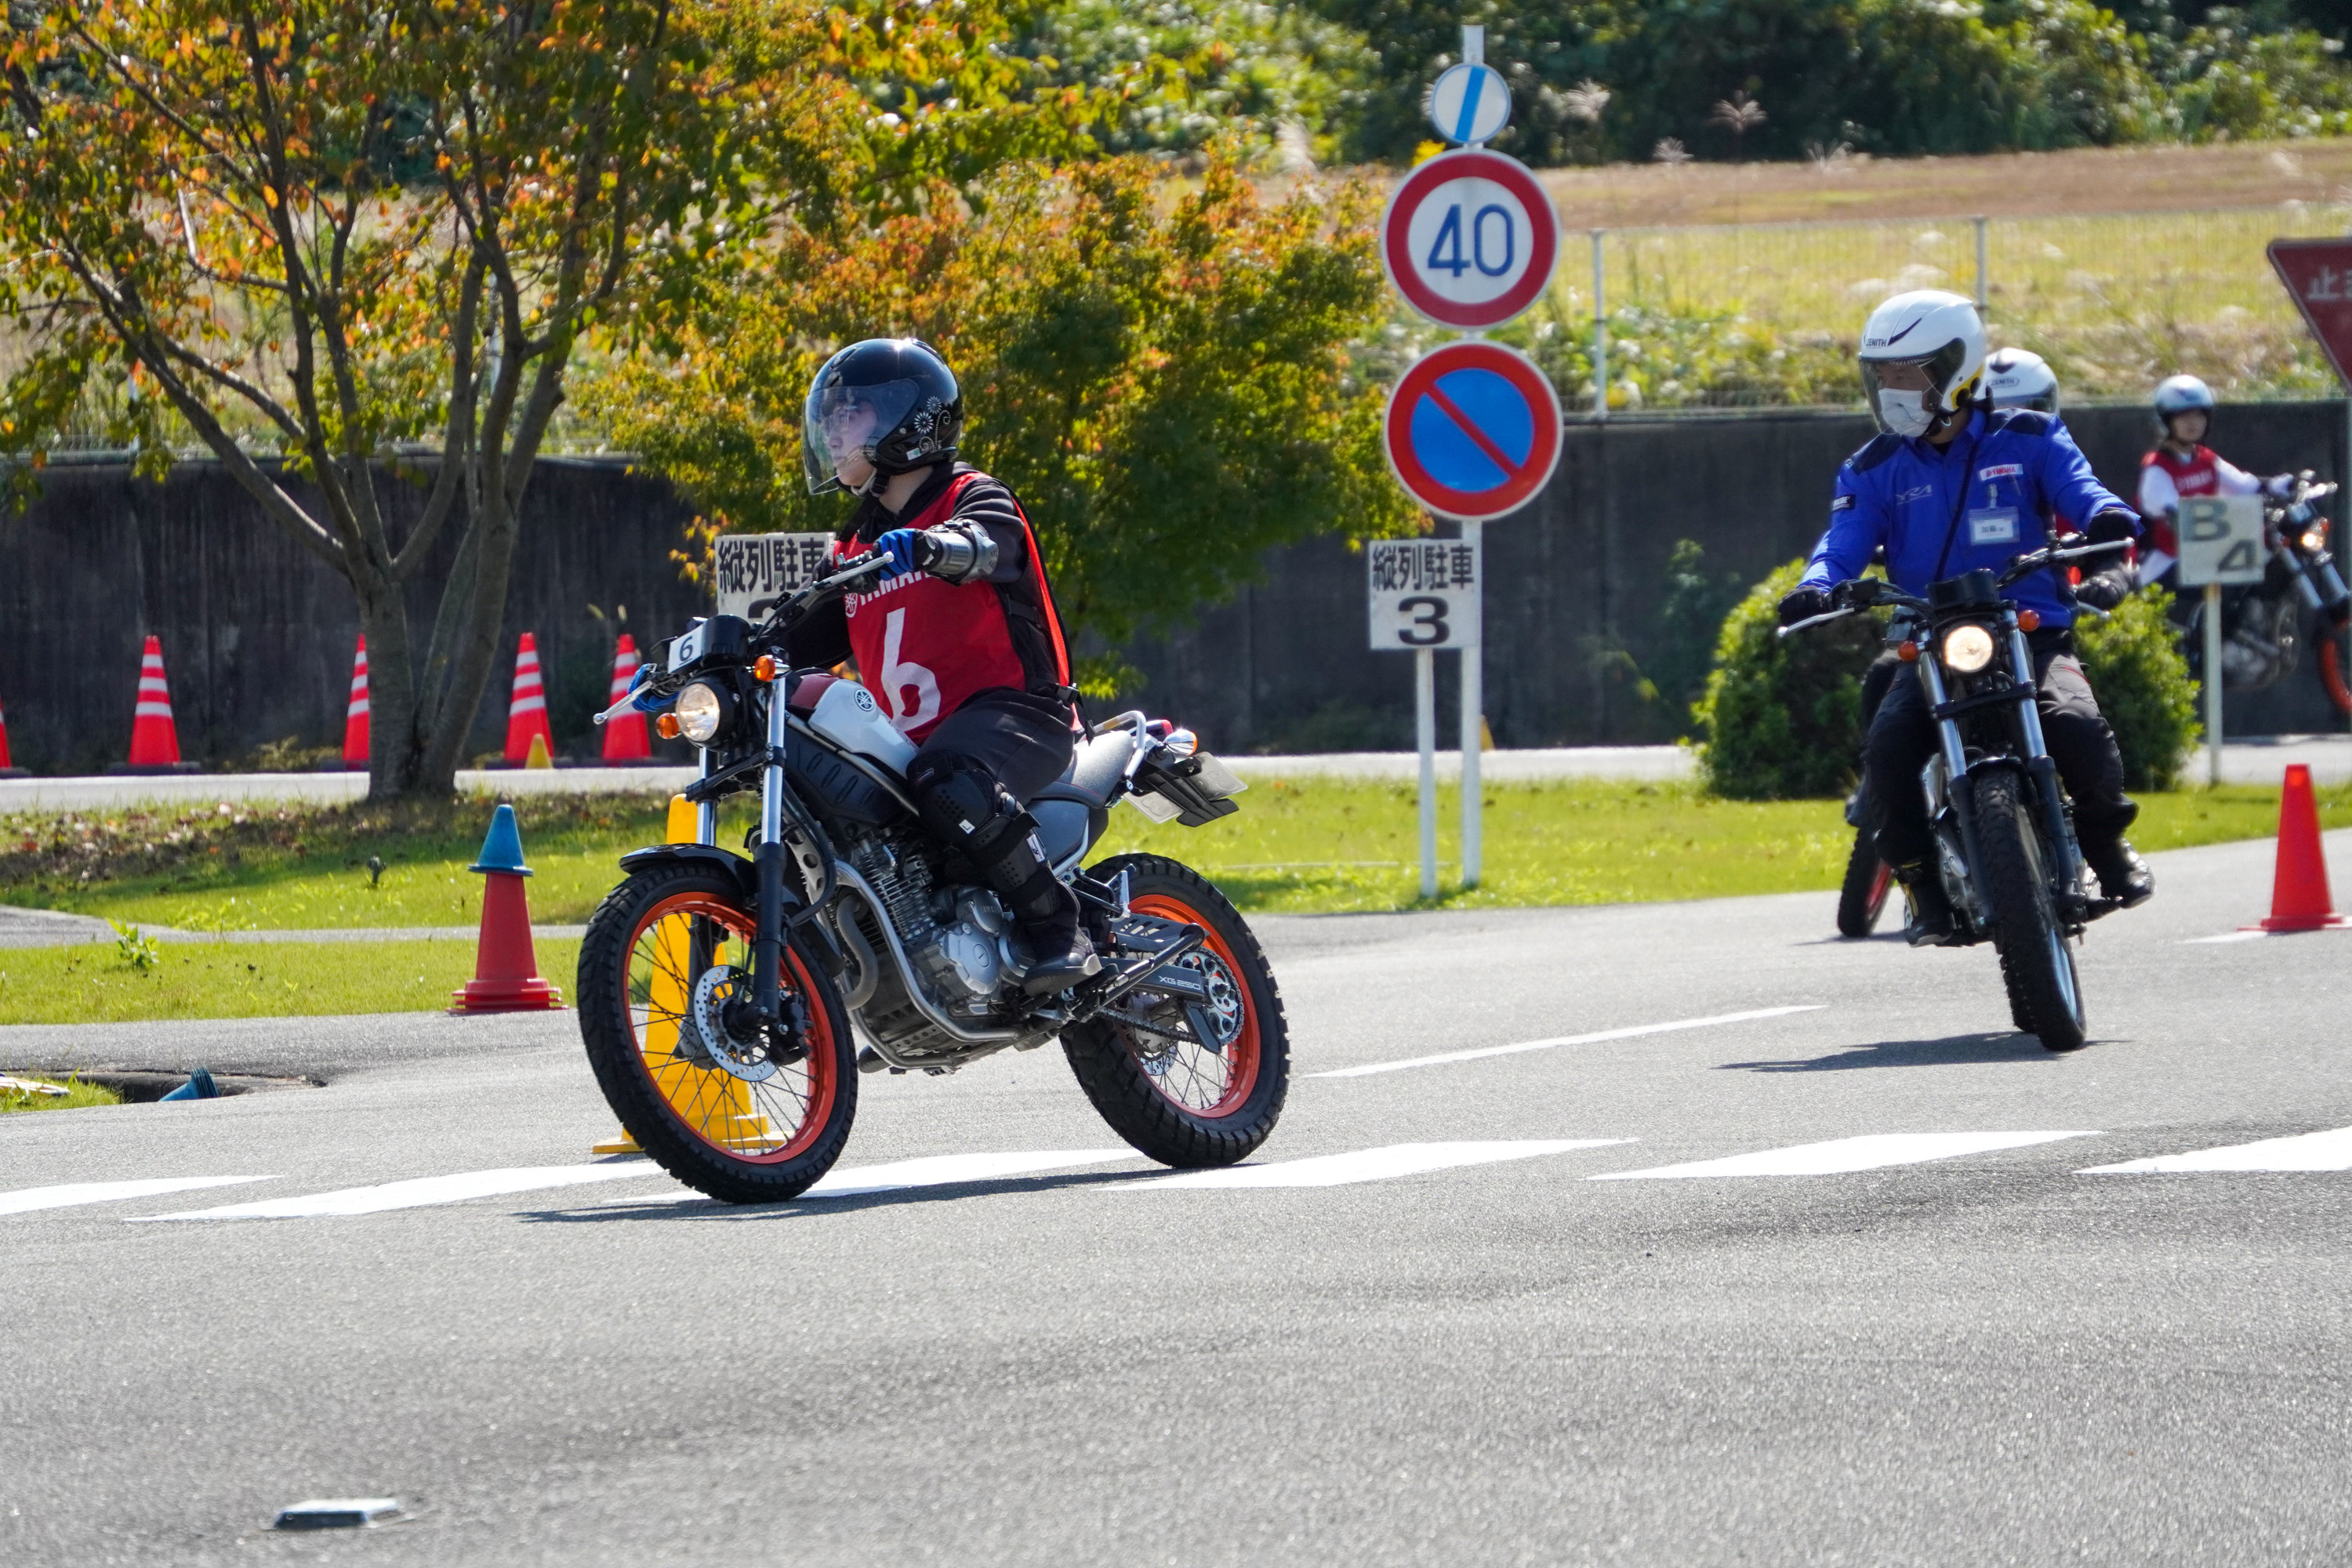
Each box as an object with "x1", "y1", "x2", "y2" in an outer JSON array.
[{"x1": 1424, "y1": 205, "x2": 1515, "y2": 279}]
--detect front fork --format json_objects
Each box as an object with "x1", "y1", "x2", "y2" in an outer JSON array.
[{"x1": 753, "y1": 678, "x2": 790, "y2": 1022}]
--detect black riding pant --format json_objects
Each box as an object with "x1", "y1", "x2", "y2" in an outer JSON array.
[
  {"x1": 1865, "y1": 635, "x2": 2136, "y2": 873},
  {"x1": 905, "y1": 688, "x2": 1078, "y2": 938},
  {"x1": 911, "y1": 687, "x2": 1075, "y2": 806}
]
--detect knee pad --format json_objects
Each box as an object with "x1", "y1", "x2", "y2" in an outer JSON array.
[{"x1": 909, "y1": 752, "x2": 1033, "y2": 877}]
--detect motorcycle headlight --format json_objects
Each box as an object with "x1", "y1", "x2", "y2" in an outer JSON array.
[
  {"x1": 673, "y1": 681, "x2": 731, "y2": 746},
  {"x1": 1941, "y1": 623, "x2": 1996, "y2": 674},
  {"x1": 2303, "y1": 522, "x2": 2330, "y2": 554}
]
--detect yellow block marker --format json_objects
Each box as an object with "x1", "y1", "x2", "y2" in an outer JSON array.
[
  {"x1": 524, "y1": 731, "x2": 554, "y2": 769},
  {"x1": 593, "y1": 795, "x2": 775, "y2": 1156}
]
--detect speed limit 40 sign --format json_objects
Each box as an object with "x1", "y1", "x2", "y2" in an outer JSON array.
[
  {"x1": 2178, "y1": 495, "x2": 2266, "y2": 586},
  {"x1": 1380, "y1": 147, "x2": 1559, "y2": 330},
  {"x1": 1367, "y1": 538, "x2": 1482, "y2": 649}
]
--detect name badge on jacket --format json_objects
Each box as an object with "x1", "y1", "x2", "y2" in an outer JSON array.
[{"x1": 1969, "y1": 506, "x2": 2019, "y2": 547}]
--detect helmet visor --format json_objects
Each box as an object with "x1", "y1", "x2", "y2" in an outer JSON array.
[
  {"x1": 802, "y1": 375, "x2": 924, "y2": 495},
  {"x1": 1858, "y1": 336, "x2": 1971, "y2": 416}
]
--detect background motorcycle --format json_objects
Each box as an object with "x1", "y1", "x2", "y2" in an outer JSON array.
[
  {"x1": 2179, "y1": 474, "x2": 2352, "y2": 714},
  {"x1": 579, "y1": 554, "x2": 1287, "y2": 1203},
  {"x1": 1784, "y1": 539, "x2": 2130, "y2": 1051}
]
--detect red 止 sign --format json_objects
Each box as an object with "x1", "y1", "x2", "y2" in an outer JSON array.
[
  {"x1": 2269, "y1": 238, "x2": 2352, "y2": 388},
  {"x1": 1383, "y1": 340, "x2": 1563, "y2": 520}
]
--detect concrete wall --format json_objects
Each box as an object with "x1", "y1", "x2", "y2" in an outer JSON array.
[{"x1": 2, "y1": 400, "x2": 2343, "y2": 773}]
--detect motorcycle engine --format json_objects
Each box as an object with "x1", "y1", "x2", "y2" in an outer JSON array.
[{"x1": 913, "y1": 889, "x2": 1024, "y2": 1013}]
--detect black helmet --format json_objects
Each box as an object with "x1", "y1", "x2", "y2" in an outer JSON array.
[{"x1": 801, "y1": 338, "x2": 963, "y2": 495}]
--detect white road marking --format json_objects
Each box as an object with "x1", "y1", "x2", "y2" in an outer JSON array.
[
  {"x1": 1592, "y1": 1131, "x2": 2098, "y2": 1180},
  {"x1": 603, "y1": 1149, "x2": 1142, "y2": 1206},
  {"x1": 2183, "y1": 930, "x2": 2270, "y2": 945},
  {"x1": 0, "y1": 1175, "x2": 275, "y2": 1218},
  {"x1": 131, "y1": 1163, "x2": 662, "y2": 1221},
  {"x1": 1312, "y1": 1006, "x2": 1827, "y2": 1079},
  {"x1": 2078, "y1": 1126, "x2": 2352, "y2": 1174},
  {"x1": 1132, "y1": 1139, "x2": 1629, "y2": 1189}
]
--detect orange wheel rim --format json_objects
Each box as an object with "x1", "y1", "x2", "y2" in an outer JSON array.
[
  {"x1": 1122, "y1": 893, "x2": 1261, "y2": 1119},
  {"x1": 621, "y1": 891, "x2": 837, "y2": 1163},
  {"x1": 2325, "y1": 630, "x2": 2352, "y2": 714}
]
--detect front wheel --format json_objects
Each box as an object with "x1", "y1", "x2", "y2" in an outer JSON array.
[
  {"x1": 2318, "y1": 619, "x2": 2352, "y2": 717},
  {"x1": 1836, "y1": 828, "x2": 1893, "y2": 938},
  {"x1": 1062, "y1": 854, "x2": 1290, "y2": 1167},
  {"x1": 1973, "y1": 770, "x2": 2087, "y2": 1053},
  {"x1": 578, "y1": 862, "x2": 857, "y2": 1202}
]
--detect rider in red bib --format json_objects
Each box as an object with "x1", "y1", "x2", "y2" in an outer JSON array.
[
  {"x1": 2137, "y1": 373, "x2": 2289, "y2": 590},
  {"x1": 785, "y1": 339, "x2": 1100, "y2": 993}
]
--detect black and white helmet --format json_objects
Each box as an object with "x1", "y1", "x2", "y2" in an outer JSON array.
[
  {"x1": 1857, "y1": 289, "x2": 1987, "y2": 438},
  {"x1": 1984, "y1": 347, "x2": 2060, "y2": 414},
  {"x1": 801, "y1": 338, "x2": 964, "y2": 495}
]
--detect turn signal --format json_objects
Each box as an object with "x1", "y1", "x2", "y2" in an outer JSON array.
[
  {"x1": 2017, "y1": 608, "x2": 2041, "y2": 632},
  {"x1": 753, "y1": 654, "x2": 779, "y2": 683},
  {"x1": 657, "y1": 713, "x2": 681, "y2": 739},
  {"x1": 1897, "y1": 641, "x2": 1920, "y2": 662}
]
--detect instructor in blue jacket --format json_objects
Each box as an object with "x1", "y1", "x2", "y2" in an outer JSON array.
[{"x1": 1778, "y1": 290, "x2": 2156, "y2": 945}]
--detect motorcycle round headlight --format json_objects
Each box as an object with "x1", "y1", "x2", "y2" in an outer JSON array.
[
  {"x1": 674, "y1": 681, "x2": 728, "y2": 745},
  {"x1": 1941, "y1": 623, "x2": 1996, "y2": 674}
]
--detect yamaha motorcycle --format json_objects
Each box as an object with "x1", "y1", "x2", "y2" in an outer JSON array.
[
  {"x1": 579, "y1": 553, "x2": 1286, "y2": 1203},
  {"x1": 2179, "y1": 473, "x2": 2352, "y2": 713},
  {"x1": 1783, "y1": 539, "x2": 2132, "y2": 1052}
]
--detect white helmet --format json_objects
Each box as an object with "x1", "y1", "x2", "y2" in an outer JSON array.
[
  {"x1": 1858, "y1": 289, "x2": 1987, "y2": 438},
  {"x1": 1984, "y1": 347, "x2": 2060, "y2": 414},
  {"x1": 2154, "y1": 373, "x2": 2215, "y2": 431}
]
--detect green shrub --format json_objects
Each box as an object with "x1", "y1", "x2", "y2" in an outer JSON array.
[
  {"x1": 2076, "y1": 586, "x2": 2201, "y2": 792},
  {"x1": 1694, "y1": 559, "x2": 1884, "y2": 800}
]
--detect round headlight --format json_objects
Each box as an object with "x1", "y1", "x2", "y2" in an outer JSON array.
[
  {"x1": 674, "y1": 681, "x2": 727, "y2": 745},
  {"x1": 1941, "y1": 623, "x2": 1996, "y2": 674}
]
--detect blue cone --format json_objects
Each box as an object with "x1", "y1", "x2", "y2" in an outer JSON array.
[
  {"x1": 467, "y1": 803, "x2": 533, "y2": 877},
  {"x1": 160, "y1": 1067, "x2": 219, "y2": 1102}
]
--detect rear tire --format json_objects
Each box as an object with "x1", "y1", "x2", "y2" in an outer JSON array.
[
  {"x1": 578, "y1": 862, "x2": 857, "y2": 1203},
  {"x1": 1973, "y1": 770, "x2": 2087, "y2": 1053},
  {"x1": 1836, "y1": 829, "x2": 1893, "y2": 938},
  {"x1": 1062, "y1": 854, "x2": 1289, "y2": 1167}
]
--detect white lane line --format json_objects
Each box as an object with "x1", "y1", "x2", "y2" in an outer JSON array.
[
  {"x1": 2183, "y1": 930, "x2": 2270, "y2": 945},
  {"x1": 2079, "y1": 1126, "x2": 2352, "y2": 1174},
  {"x1": 1592, "y1": 1131, "x2": 2098, "y2": 1181},
  {"x1": 1311, "y1": 1006, "x2": 1826, "y2": 1079},
  {"x1": 602, "y1": 1149, "x2": 1142, "y2": 1206},
  {"x1": 0, "y1": 1175, "x2": 276, "y2": 1218},
  {"x1": 131, "y1": 1163, "x2": 661, "y2": 1221},
  {"x1": 1132, "y1": 1139, "x2": 1630, "y2": 1189}
]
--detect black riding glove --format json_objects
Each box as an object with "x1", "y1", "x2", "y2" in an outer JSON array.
[
  {"x1": 2076, "y1": 567, "x2": 2133, "y2": 612},
  {"x1": 1777, "y1": 586, "x2": 1833, "y2": 626}
]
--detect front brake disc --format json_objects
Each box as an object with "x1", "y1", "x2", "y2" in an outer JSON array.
[{"x1": 689, "y1": 966, "x2": 778, "y2": 1083}]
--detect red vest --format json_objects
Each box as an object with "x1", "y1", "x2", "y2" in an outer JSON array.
[
  {"x1": 2140, "y1": 445, "x2": 2221, "y2": 557},
  {"x1": 833, "y1": 473, "x2": 1072, "y2": 744}
]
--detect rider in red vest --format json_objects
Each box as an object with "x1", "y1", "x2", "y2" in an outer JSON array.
[
  {"x1": 786, "y1": 339, "x2": 1099, "y2": 993},
  {"x1": 2137, "y1": 373, "x2": 2289, "y2": 589}
]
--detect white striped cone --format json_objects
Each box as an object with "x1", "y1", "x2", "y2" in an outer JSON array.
[
  {"x1": 127, "y1": 635, "x2": 182, "y2": 767},
  {"x1": 600, "y1": 633, "x2": 650, "y2": 762},
  {"x1": 503, "y1": 632, "x2": 554, "y2": 764},
  {"x1": 341, "y1": 636, "x2": 370, "y2": 766}
]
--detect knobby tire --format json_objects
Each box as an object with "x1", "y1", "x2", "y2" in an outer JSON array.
[{"x1": 1973, "y1": 770, "x2": 2088, "y2": 1053}]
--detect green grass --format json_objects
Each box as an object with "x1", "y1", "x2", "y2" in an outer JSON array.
[
  {"x1": 0, "y1": 1074, "x2": 123, "y2": 1112},
  {"x1": 0, "y1": 938, "x2": 583, "y2": 1025}
]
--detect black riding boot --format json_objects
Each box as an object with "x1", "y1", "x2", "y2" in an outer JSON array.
[
  {"x1": 910, "y1": 753, "x2": 1100, "y2": 995},
  {"x1": 995, "y1": 853, "x2": 1101, "y2": 994},
  {"x1": 1894, "y1": 861, "x2": 1959, "y2": 947},
  {"x1": 2082, "y1": 837, "x2": 2155, "y2": 909}
]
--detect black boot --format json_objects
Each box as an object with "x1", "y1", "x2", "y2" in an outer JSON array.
[
  {"x1": 1005, "y1": 873, "x2": 1101, "y2": 995},
  {"x1": 2083, "y1": 837, "x2": 2155, "y2": 909},
  {"x1": 1895, "y1": 862, "x2": 1958, "y2": 947}
]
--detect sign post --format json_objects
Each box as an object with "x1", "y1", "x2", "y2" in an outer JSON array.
[
  {"x1": 2178, "y1": 493, "x2": 2265, "y2": 785},
  {"x1": 1367, "y1": 537, "x2": 1482, "y2": 897}
]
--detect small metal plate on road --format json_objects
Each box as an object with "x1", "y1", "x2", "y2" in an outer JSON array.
[
  {"x1": 1383, "y1": 340, "x2": 1562, "y2": 521},
  {"x1": 2268, "y1": 238, "x2": 2352, "y2": 388},
  {"x1": 1367, "y1": 537, "x2": 1481, "y2": 650},
  {"x1": 1380, "y1": 148, "x2": 1559, "y2": 330},
  {"x1": 1428, "y1": 62, "x2": 1510, "y2": 144},
  {"x1": 2177, "y1": 495, "x2": 2265, "y2": 586},
  {"x1": 714, "y1": 532, "x2": 835, "y2": 622}
]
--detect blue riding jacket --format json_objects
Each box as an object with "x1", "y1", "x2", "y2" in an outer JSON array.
[{"x1": 1800, "y1": 408, "x2": 2137, "y2": 628}]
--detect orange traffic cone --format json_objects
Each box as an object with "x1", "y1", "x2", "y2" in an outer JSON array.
[
  {"x1": 0, "y1": 699, "x2": 21, "y2": 777},
  {"x1": 449, "y1": 804, "x2": 564, "y2": 1012},
  {"x1": 2249, "y1": 763, "x2": 2350, "y2": 931},
  {"x1": 601, "y1": 633, "x2": 652, "y2": 764},
  {"x1": 340, "y1": 637, "x2": 369, "y2": 769},
  {"x1": 502, "y1": 633, "x2": 554, "y2": 767},
  {"x1": 113, "y1": 636, "x2": 194, "y2": 774}
]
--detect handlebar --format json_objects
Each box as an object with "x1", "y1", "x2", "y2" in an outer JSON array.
[{"x1": 1996, "y1": 535, "x2": 2130, "y2": 588}]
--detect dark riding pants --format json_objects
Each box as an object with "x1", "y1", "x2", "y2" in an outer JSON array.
[{"x1": 1865, "y1": 637, "x2": 2136, "y2": 872}]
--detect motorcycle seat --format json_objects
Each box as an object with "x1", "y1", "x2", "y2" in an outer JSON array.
[{"x1": 1027, "y1": 732, "x2": 1130, "y2": 869}]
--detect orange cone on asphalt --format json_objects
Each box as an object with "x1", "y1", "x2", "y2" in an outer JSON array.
[
  {"x1": 123, "y1": 636, "x2": 187, "y2": 771},
  {"x1": 502, "y1": 633, "x2": 554, "y2": 767},
  {"x1": 601, "y1": 633, "x2": 652, "y2": 763},
  {"x1": 2250, "y1": 764, "x2": 2350, "y2": 931},
  {"x1": 340, "y1": 637, "x2": 370, "y2": 768},
  {"x1": 0, "y1": 699, "x2": 21, "y2": 776},
  {"x1": 449, "y1": 804, "x2": 563, "y2": 1013}
]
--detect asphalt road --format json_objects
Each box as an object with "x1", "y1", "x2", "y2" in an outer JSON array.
[{"x1": 4, "y1": 833, "x2": 2350, "y2": 1566}]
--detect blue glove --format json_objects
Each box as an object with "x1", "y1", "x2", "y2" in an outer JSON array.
[
  {"x1": 627, "y1": 663, "x2": 668, "y2": 713},
  {"x1": 874, "y1": 528, "x2": 931, "y2": 580}
]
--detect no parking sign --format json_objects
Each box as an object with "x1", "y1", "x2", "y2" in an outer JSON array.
[{"x1": 1383, "y1": 340, "x2": 1562, "y2": 521}]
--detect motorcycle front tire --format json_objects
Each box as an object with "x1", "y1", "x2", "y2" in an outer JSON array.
[{"x1": 1972, "y1": 769, "x2": 2088, "y2": 1053}]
